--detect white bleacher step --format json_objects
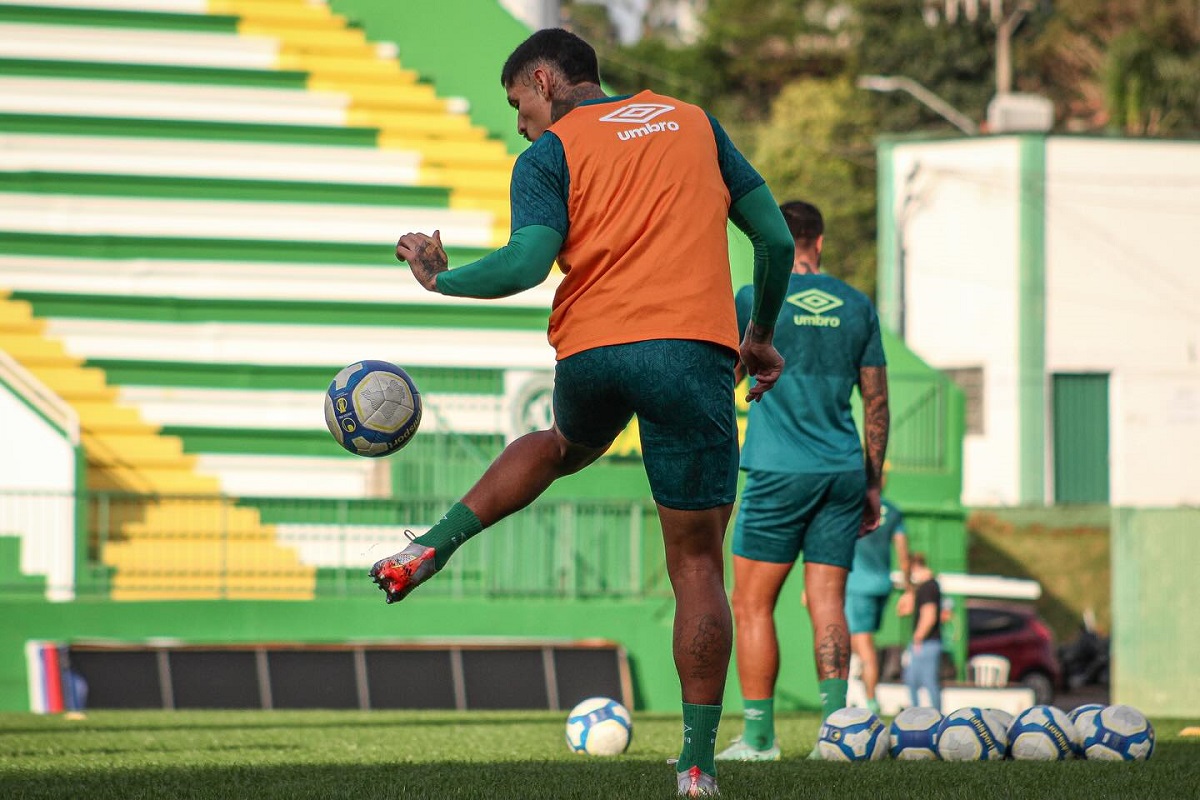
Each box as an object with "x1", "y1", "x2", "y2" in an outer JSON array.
[
  {"x1": 193, "y1": 453, "x2": 382, "y2": 499},
  {"x1": 119, "y1": 386, "x2": 509, "y2": 436},
  {"x1": 0, "y1": 193, "x2": 496, "y2": 247},
  {"x1": 0, "y1": 256, "x2": 559, "y2": 308},
  {"x1": 274, "y1": 523, "x2": 431, "y2": 568},
  {"x1": 0, "y1": 76, "x2": 349, "y2": 126},
  {"x1": 7, "y1": 0, "x2": 210, "y2": 12},
  {"x1": 0, "y1": 23, "x2": 279, "y2": 69},
  {"x1": 46, "y1": 318, "x2": 557, "y2": 371},
  {"x1": 0, "y1": 134, "x2": 422, "y2": 185}
]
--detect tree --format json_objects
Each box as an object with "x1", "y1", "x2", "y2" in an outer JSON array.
[{"x1": 753, "y1": 78, "x2": 880, "y2": 296}]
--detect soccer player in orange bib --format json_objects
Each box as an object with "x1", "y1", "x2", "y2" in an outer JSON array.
[{"x1": 374, "y1": 28, "x2": 793, "y2": 796}]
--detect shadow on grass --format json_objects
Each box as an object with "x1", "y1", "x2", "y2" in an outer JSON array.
[{"x1": 7, "y1": 745, "x2": 1200, "y2": 800}]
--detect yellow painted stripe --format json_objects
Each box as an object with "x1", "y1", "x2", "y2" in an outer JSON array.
[
  {"x1": 346, "y1": 108, "x2": 481, "y2": 135},
  {"x1": 308, "y1": 80, "x2": 440, "y2": 110}
]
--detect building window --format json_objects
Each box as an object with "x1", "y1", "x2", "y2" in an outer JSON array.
[{"x1": 942, "y1": 367, "x2": 985, "y2": 435}]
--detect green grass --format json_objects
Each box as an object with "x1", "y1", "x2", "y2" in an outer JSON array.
[{"x1": 3, "y1": 710, "x2": 1199, "y2": 799}]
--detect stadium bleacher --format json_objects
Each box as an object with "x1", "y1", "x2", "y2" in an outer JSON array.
[{"x1": 0, "y1": 0, "x2": 557, "y2": 599}]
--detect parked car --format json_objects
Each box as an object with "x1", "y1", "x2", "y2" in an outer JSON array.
[{"x1": 967, "y1": 598, "x2": 1061, "y2": 705}]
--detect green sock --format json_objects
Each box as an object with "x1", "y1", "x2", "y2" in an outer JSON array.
[
  {"x1": 678, "y1": 703, "x2": 722, "y2": 776},
  {"x1": 412, "y1": 502, "x2": 483, "y2": 570},
  {"x1": 818, "y1": 678, "x2": 848, "y2": 720},
  {"x1": 743, "y1": 698, "x2": 775, "y2": 751}
]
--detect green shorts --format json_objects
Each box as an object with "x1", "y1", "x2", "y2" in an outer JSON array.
[
  {"x1": 732, "y1": 469, "x2": 866, "y2": 566},
  {"x1": 554, "y1": 339, "x2": 738, "y2": 510},
  {"x1": 845, "y1": 592, "x2": 889, "y2": 635}
]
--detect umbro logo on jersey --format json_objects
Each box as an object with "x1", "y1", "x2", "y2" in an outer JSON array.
[
  {"x1": 600, "y1": 102, "x2": 681, "y2": 141},
  {"x1": 788, "y1": 288, "x2": 844, "y2": 328}
]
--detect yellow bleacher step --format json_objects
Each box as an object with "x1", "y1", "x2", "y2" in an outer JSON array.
[
  {"x1": 377, "y1": 134, "x2": 511, "y2": 166},
  {"x1": 0, "y1": 333, "x2": 81, "y2": 365},
  {"x1": 348, "y1": 109, "x2": 483, "y2": 137},
  {"x1": 120, "y1": 502, "x2": 275, "y2": 540},
  {"x1": 110, "y1": 581, "x2": 314, "y2": 601},
  {"x1": 282, "y1": 54, "x2": 417, "y2": 82},
  {"x1": 242, "y1": 25, "x2": 368, "y2": 51},
  {"x1": 104, "y1": 540, "x2": 306, "y2": 569},
  {"x1": 310, "y1": 80, "x2": 442, "y2": 110},
  {"x1": 73, "y1": 402, "x2": 154, "y2": 434},
  {"x1": 87, "y1": 465, "x2": 221, "y2": 494},
  {"x1": 25, "y1": 366, "x2": 119, "y2": 402},
  {"x1": 83, "y1": 431, "x2": 189, "y2": 466},
  {"x1": 211, "y1": 0, "x2": 343, "y2": 28}
]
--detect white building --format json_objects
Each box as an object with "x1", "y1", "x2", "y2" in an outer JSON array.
[{"x1": 877, "y1": 134, "x2": 1200, "y2": 507}]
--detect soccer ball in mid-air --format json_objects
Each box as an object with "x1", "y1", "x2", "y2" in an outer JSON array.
[
  {"x1": 816, "y1": 707, "x2": 888, "y2": 761},
  {"x1": 565, "y1": 697, "x2": 632, "y2": 756},
  {"x1": 889, "y1": 706, "x2": 943, "y2": 760},
  {"x1": 1008, "y1": 705, "x2": 1076, "y2": 761},
  {"x1": 936, "y1": 707, "x2": 1007, "y2": 761},
  {"x1": 1068, "y1": 704, "x2": 1106, "y2": 756},
  {"x1": 324, "y1": 360, "x2": 421, "y2": 457},
  {"x1": 1076, "y1": 704, "x2": 1155, "y2": 761}
]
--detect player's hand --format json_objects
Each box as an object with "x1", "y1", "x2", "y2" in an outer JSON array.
[
  {"x1": 860, "y1": 484, "x2": 882, "y2": 537},
  {"x1": 739, "y1": 325, "x2": 784, "y2": 402},
  {"x1": 396, "y1": 229, "x2": 447, "y2": 292}
]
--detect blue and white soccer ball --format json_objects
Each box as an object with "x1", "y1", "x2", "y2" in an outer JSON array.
[
  {"x1": 817, "y1": 707, "x2": 889, "y2": 761},
  {"x1": 565, "y1": 697, "x2": 632, "y2": 756},
  {"x1": 1068, "y1": 703, "x2": 1107, "y2": 756},
  {"x1": 1008, "y1": 705, "x2": 1076, "y2": 761},
  {"x1": 889, "y1": 706, "x2": 943, "y2": 760},
  {"x1": 324, "y1": 360, "x2": 422, "y2": 457},
  {"x1": 935, "y1": 707, "x2": 1007, "y2": 761},
  {"x1": 1076, "y1": 704, "x2": 1155, "y2": 761},
  {"x1": 981, "y1": 708, "x2": 1015, "y2": 758}
]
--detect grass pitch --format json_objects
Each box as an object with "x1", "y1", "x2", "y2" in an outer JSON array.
[{"x1": 3, "y1": 709, "x2": 1199, "y2": 799}]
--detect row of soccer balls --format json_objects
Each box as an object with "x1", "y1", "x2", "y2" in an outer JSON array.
[
  {"x1": 818, "y1": 703, "x2": 1154, "y2": 762},
  {"x1": 562, "y1": 697, "x2": 1155, "y2": 762}
]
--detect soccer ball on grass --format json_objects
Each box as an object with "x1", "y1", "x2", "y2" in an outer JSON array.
[
  {"x1": 1008, "y1": 705, "x2": 1076, "y2": 761},
  {"x1": 889, "y1": 706, "x2": 943, "y2": 760},
  {"x1": 1076, "y1": 704, "x2": 1155, "y2": 761},
  {"x1": 935, "y1": 707, "x2": 1007, "y2": 761},
  {"x1": 565, "y1": 697, "x2": 632, "y2": 756},
  {"x1": 816, "y1": 707, "x2": 888, "y2": 761}
]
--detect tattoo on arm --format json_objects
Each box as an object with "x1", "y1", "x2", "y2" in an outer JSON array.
[
  {"x1": 815, "y1": 622, "x2": 850, "y2": 680},
  {"x1": 860, "y1": 366, "x2": 890, "y2": 488},
  {"x1": 408, "y1": 241, "x2": 448, "y2": 292}
]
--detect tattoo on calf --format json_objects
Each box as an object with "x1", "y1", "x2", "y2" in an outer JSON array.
[
  {"x1": 682, "y1": 613, "x2": 728, "y2": 680},
  {"x1": 816, "y1": 623, "x2": 850, "y2": 680}
]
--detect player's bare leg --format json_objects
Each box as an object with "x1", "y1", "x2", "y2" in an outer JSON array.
[
  {"x1": 851, "y1": 632, "x2": 881, "y2": 711},
  {"x1": 660, "y1": 503, "x2": 732, "y2": 791},
  {"x1": 805, "y1": 561, "x2": 851, "y2": 708},
  {"x1": 370, "y1": 427, "x2": 607, "y2": 602},
  {"x1": 717, "y1": 556, "x2": 790, "y2": 760}
]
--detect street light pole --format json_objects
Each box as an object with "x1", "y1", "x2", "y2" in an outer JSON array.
[{"x1": 856, "y1": 75, "x2": 979, "y2": 135}]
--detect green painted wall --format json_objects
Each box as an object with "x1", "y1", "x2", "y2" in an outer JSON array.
[
  {"x1": 1111, "y1": 508, "x2": 1200, "y2": 716},
  {"x1": 329, "y1": 0, "x2": 530, "y2": 154},
  {"x1": 1017, "y1": 135, "x2": 1047, "y2": 505}
]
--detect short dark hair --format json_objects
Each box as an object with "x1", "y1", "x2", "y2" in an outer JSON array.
[
  {"x1": 780, "y1": 200, "x2": 824, "y2": 247},
  {"x1": 501, "y1": 28, "x2": 601, "y2": 88}
]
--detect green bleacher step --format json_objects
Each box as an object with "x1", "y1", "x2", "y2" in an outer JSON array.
[
  {"x1": 0, "y1": 171, "x2": 452, "y2": 207},
  {"x1": 0, "y1": 57, "x2": 309, "y2": 90},
  {"x1": 0, "y1": 3, "x2": 238, "y2": 32}
]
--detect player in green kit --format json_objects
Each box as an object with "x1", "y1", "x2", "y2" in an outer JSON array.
[
  {"x1": 717, "y1": 201, "x2": 890, "y2": 761},
  {"x1": 845, "y1": 473, "x2": 909, "y2": 715}
]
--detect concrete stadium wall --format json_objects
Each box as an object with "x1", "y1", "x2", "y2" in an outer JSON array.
[
  {"x1": 881, "y1": 134, "x2": 1200, "y2": 506},
  {"x1": 0, "y1": 378, "x2": 76, "y2": 601},
  {"x1": 1111, "y1": 508, "x2": 1200, "y2": 717},
  {"x1": 882, "y1": 137, "x2": 1023, "y2": 506},
  {"x1": 1045, "y1": 139, "x2": 1200, "y2": 506}
]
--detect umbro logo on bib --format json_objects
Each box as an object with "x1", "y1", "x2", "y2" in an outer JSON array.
[
  {"x1": 599, "y1": 103, "x2": 675, "y2": 123},
  {"x1": 600, "y1": 102, "x2": 681, "y2": 141}
]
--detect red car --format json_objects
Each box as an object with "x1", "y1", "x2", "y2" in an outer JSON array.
[{"x1": 967, "y1": 598, "x2": 1061, "y2": 705}]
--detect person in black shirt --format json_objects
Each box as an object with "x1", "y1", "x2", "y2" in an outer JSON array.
[{"x1": 900, "y1": 553, "x2": 942, "y2": 709}]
